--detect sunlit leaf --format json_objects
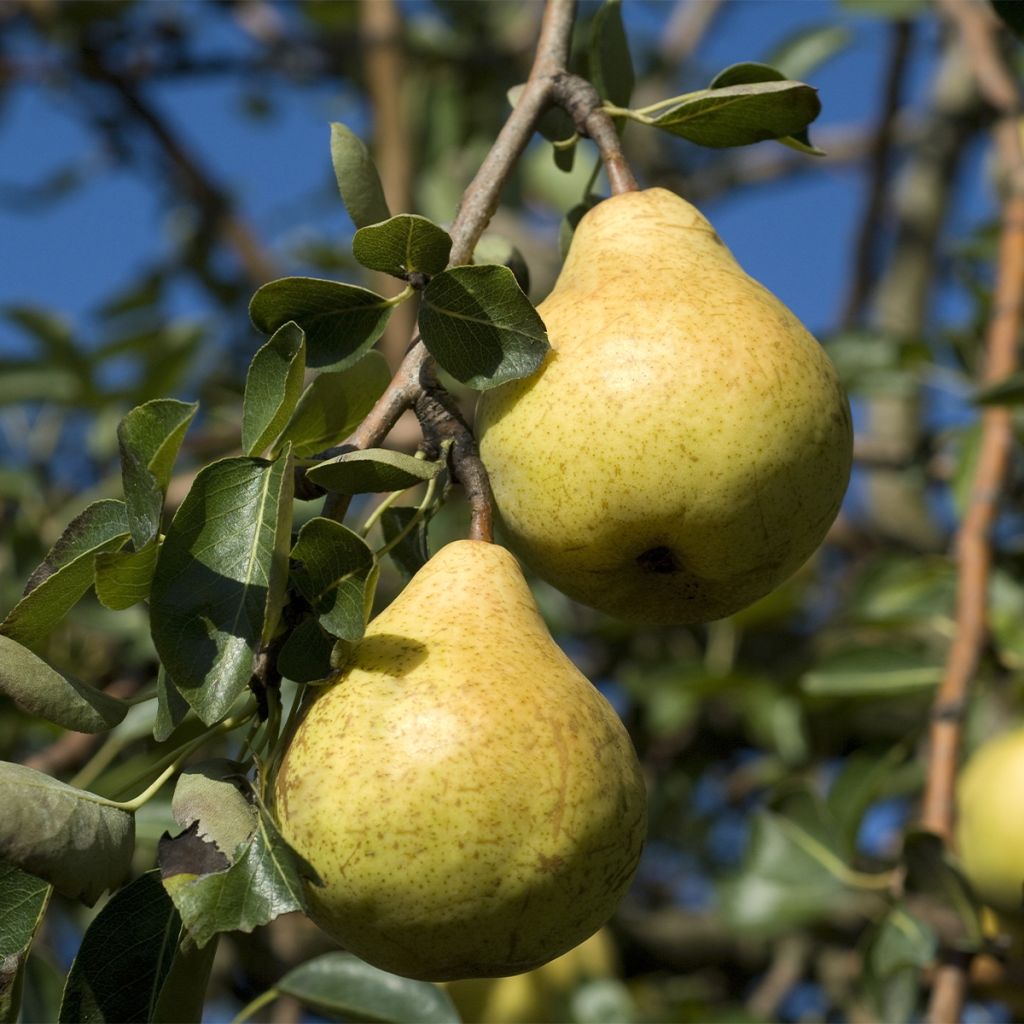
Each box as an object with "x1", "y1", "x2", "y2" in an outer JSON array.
[
  {"x1": 242, "y1": 321, "x2": 306, "y2": 457},
  {"x1": 306, "y1": 448, "x2": 441, "y2": 495},
  {"x1": 352, "y1": 215, "x2": 452, "y2": 279},
  {"x1": 150, "y1": 452, "x2": 293, "y2": 724},
  {"x1": 330, "y1": 122, "x2": 391, "y2": 229}
]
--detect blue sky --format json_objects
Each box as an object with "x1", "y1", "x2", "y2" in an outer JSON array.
[{"x1": 0, "y1": 1, "x2": 996, "y2": 365}]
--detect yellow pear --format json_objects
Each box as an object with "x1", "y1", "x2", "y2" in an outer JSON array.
[
  {"x1": 446, "y1": 928, "x2": 617, "y2": 1023},
  {"x1": 273, "y1": 540, "x2": 647, "y2": 981},
  {"x1": 477, "y1": 188, "x2": 853, "y2": 623},
  {"x1": 957, "y1": 728, "x2": 1024, "y2": 915}
]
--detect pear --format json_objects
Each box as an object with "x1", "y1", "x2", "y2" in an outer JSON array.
[
  {"x1": 957, "y1": 728, "x2": 1024, "y2": 915},
  {"x1": 273, "y1": 540, "x2": 647, "y2": 981},
  {"x1": 477, "y1": 188, "x2": 853, "y2": 624}
]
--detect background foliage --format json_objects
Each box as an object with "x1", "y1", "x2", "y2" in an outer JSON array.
[{"x1": 1, "y1": 1, "x2": 1022, "y2": 1022}]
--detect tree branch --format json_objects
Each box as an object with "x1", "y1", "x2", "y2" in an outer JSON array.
[{"x1": 923, "y1": 3, "x2": 1024, "y2": 1020}]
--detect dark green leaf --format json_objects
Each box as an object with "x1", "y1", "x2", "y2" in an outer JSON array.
[
  {"x1": 277, "y1": 617, "x2": 336, "y2": 683},
  {"x1": 154, "y1": 666, "x2": 190, "y2": 743},
  {"x1": 352, "y1": 215, "x2": 453, "y2": 279},
  {"x1": 0, "y1": 500, "x2": 130, "y2": 651},
  {"x1": 826, "y1": 746, "x2": 908, "y2": 857},
  {"x1": 279, "y1": 352, "x2": 391, "y2": 458},
  {"x1": 277, "y1": 952, "x2": 461, "y2": 1024},
  {"x1": 242, "y1": 321, "x2": 306, "y2": 457},
  {"x1": 652, "y1": 80, "x2": 821, "y2": 149},
  {"x1": 59, "y1": 872, "x2": 181, "y2": 1024},
  {"x1": 840, "y1": 0, "x2": 927, "y2": 14},
  {"x1": 0, "y1": 762, "x2": 134, "y2": 905},
  {"x1": 330, "y1": 122, "x2": 391, "y2": 229},
  {"x1": 0, "y1": 860, "x2": 50, "y2": 1024},
  {"x1": 903, "y1": 830, "x2": 984, "y2": 949},
  {"x1": 380, "y1": 507, "x2": 431, "y2": 580},
  {"x1": 473, "y1": 234, "x2": 530, "y2": 295},
  {"x1": 151, "y1": 933, "x2": 218, "y2": 1024},
  {"x1": 553, "y1": 140, "x2": 576, "y2": 173},
  {"x1": 150, "y1": 452, "x2": 294, "y2": 725},
  {"x1": 249, "y1": 277, "x2": 394, "y2": 370},
  {"x1": 863, "y1": 904, "x2": 935, "y2": 1024},
  {"x1": 171, "y1": 761, "x2": 256, "y2": 860},
  {"x1": 801, "y1": 646, "x2": 943, "y2": 697},
  {"x1": 306, "y1": 448, "x2": 441, "y2": 495},
  {"x1": 507, "y1": 84, "x2": 575, "y2": 144},
  {"x1": 993, "y1": 0, "x2": 1024, "y2": 39},
  {"x1": 0, "y1": 635, "x2": 128, "y2": 733},
  {"x1": 160, "y1": 806, "x2": 319, "y2": 948},
  {"x1": 290, "y1": 519, "x2": 376, "y2": 643},
  {"x1": 847, "y1": 556, "x2": 956, "y2": 626},
  {"x1": 419, "y1": 265, "x2": 548, "y2": 389},
  {"x1": 94, "y1": 539, "x2": 159, "y2": 610},
  {"x1": 975, "y1": 371, "x2": 1024, "y2": 405},
  {"x1": 118, "y1": 399, "x2": 199, "y2": 548},
  {"x1": 590, "y1": 0, "x2": 634, "y2": 109},
  {"x1": 3, "y1": 306, "x2": 81, "y2": 365}
]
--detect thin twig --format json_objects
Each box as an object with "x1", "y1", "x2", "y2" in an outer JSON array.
[
  {"x1": 922, "y1": 3, "x2": 1024, "y2": 1021},
  {"x1": 841, "y1": 20, "x2": 914, "y2": 329}
]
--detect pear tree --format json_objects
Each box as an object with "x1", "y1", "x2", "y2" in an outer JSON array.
[{"x1": 0, "y1": 1, "x2": 1020, "y2": 1022}]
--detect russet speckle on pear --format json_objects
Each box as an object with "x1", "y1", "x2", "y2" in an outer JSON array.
[
  {"x1": 476, "y1": 187, "x2": 853, "y2": 624},
  {"x1": 273, "y1": 540, "x2": 647, "y2": 982}
]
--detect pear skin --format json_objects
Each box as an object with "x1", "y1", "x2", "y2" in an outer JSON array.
[
  {"x1": 273, "y1": 540, "x2": 647, "y2": 981},
  {"x1": 477, "y1": 188, "x2": 853, "y2": 624},
  {"x1": 957, "y1": 728, "x2": 1024, "y2": 915}
]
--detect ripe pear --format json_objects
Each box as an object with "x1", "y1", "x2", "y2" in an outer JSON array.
[
  {"x1": 957, "y1": 728, "x2": 1024, "y2": 915},
  {"x1": 477, "y1": 188, "x2": 853, "y2": 623},
  {"x1": 273, "y1": 540, "x2": 647, "y2": 981}
]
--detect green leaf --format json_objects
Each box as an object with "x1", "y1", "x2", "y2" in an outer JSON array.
[
  {"x1": 94, "y1": 539, "x2": 159, "y2": 610},
  {"x1": 863, "y1": 904, "x2": 935, "y2": 1024},
  {"x1": 160, "y1": 806, "x2": 319, "y2": 948},
  {"x1": 801, "y1": 646, "x2": 943, "y2": 697},
  {"x1": 590, "y1": 0, "x2": 634, "y2": 109},
  {"x1": 151, "y1": 932, "x2": 218, "y2": 1024},
  {"x1": 473, "y1": 234, "x2": 531, "y2": 296},
  {"x1": 0, "y1": 635, "x2": 128, "y2": 732},
  {"x1": 652, "y1": 80, "x2": 821, "y2": 150},
  {"x1": 290, "y1": 519, "x2": 376, "y2": 643},
  {"x1": 902, "y1": 830, "x2": 984, "y2": 949},
  {"x1": 0, "y1": 363, "x2": 82, "y2": 405},
  {"x1": 847, "y1": 556, "x2": 956, "y2": 627},
  {"x1": 993, "y1": 0, "x2": 1024, "y2": 39},
  {"x1": 171, "y1": 761, "x2": 257, "y2": 860},
  {"x1": 826, "y1": 746, "x2": 908, "y2": 856},
  {"x1": 352, "y1": 215, "x2": 453, "y2": 279},
  {"x1": 0, "y1": 762, "x2": 134, "y2": 905},
  {"x1": 278, "y1": 352, "x2": 391, "y2": 458},
  {"x1": 0, "y1": 861, "x2": 50, "y2": 1024},
  {"x1": 0, "y1": 500, "x2": 130, "y2": 651},
  {"x1": 380, "y1": 507, "x2": 431, "y2": 580},
  {"x1": 118, "y1": 400, "x2": 199, "y2": 549},
  {"x1": 59, "y1": 871, "x2": 186, "y2": 1024},
  {"x1": 306, "y1": 448, "x2": 441, "y2": 495},
  {"x1": 18, "y1": 953, "x2": 64, "y2": 1024},
  {"x1": 150, "y1": 452, "x2": 294, "y2": 725},
  {"x1": 716, "y1": 802, "x2": 843, "y2": 937},
  {"x1": 154, "y1": 666, "x2": 190, "y2": 743},
  {"x1": 974, "y1": 371, "x2": 1024, "y2": 405},
  {"x1": 767, "y1": 24, "x2": 852, "y2": 80},
  {"x1": 507, "y1": 84, "x2": 576, "y2": 145},
  {"x1": 249, "y1": 277, "x2": 394, "y2": 371},
  {"x1": 330, "y1": 122, "x2": 391, "y2": 229},
  {"x1": 707, "y1": 63, "x2": 823, "y2": 154},
  {"x1": 419, "y1": 265, "x2": 548, "y2": 389},
  {"x1": 277, "y1": 617, "x2": 336, "y2": 684},
  {"x1": 277, "y1": 952, "x2": 461, "y2": 1024},
  {"x1": 242, "y1": 321, "x2": 306, "y2": 457}
]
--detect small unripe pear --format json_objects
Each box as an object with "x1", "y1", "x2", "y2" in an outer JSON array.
[
  {"x1": 957, "y1": 728, "x2": 1024, "y2": 915},
  {"x1": 477, "y1": 188, "x2": 853, "y2": 624},
  {"x1": 273, "y1": 540, "x2": 646, "y2": 981}
]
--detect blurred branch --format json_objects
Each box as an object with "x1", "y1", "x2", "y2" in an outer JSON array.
[
  {"x1": 923, "y1": 4, "x2": 1024, "y2": 1021},
  {"x1": 77, "y1": 45, "x2": 278, "y2": 286},
  {"x1": 841, "y1": 20, "x2": 915, "y2": 329},
  {"x1": 360, "y1": 0, "x2": 418, "y2": 372},
  {"x1": 660, "y1": 0, "x2": 726, "y2": 63}
]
